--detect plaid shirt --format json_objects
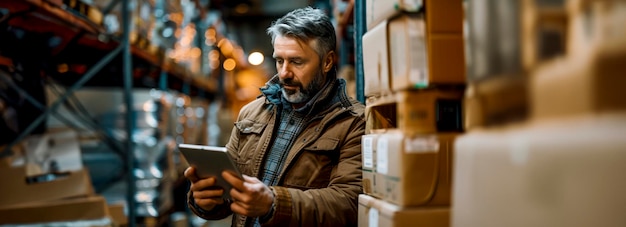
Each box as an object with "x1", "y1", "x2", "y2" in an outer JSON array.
[{"x1": 261, "y1": 105, "x2": 309, "y2": 187}]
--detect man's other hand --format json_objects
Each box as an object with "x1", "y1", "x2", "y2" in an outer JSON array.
[
  {"x1": 223, "y1": 171, "x2": 275, "y2": 217},
  {"x1": 184, "y1": 167, "x2": 225, "y2": 211}
]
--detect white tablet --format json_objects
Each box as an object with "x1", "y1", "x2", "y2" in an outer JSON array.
[{"x1": 178, "y1": 144, "x2": 243, "y2": 200}]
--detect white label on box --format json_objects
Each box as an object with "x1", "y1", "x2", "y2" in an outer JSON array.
[
  {"x1": 376, "y1": 137, "x2": 389, "y2": 174},
  {"x1": 404, "y1": 135, "x2": 439, "y2": 153},
  {"x1": 408, "y1": 18, "x2": 429, "y2": 88},
  {"x1": 363, "y1": 136, "x2": 374, "y2": 168},
  {"x1": 368, "y1": 207, "x2": 379, "y2": 227}
]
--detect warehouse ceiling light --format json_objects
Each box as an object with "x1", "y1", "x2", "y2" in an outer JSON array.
[
  {"x1": 224, "y1": 58, "x2": 236, "y2": 71},
  {"x1": 248, "y1": 52, "x2": 264, "y2": 66}
]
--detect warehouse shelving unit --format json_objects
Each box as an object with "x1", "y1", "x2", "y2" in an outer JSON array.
[{"x1": 0, "y1": 0, "x2": 218, "y2": 226}]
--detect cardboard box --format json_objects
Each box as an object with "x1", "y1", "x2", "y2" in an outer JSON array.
[
  {"x1": 388, "y1": 15, "x2": 466, "y2": 90},
  {"x1": 395, "y1": 90, "x2": 464, "y2": 134},
  {"x1": 530, "y1": 44, "x2": 626, "y2": 120},
  {"x1": 452, "y1": 114, "x2": 626, "y2": 227},
  {"x1": 463, "y1": 76, "x2": 528, "y2": 131},
  {"x1": 358, "y1": 194, "x2": 449, "y2": 227},
  {"x1": 363, "y1": 20, "x2": 391, "y2": 97},
  {"x1": 0, "y1": 196, "x2": 109, "y2": 224},
  {"x1": 530, "y1": 1, "x2": 626, "y2": 120},
  {"x1": 424, "y1": 0, "x2": 464, "y2": 34},
  {"x1": 375, "y1": 131, "x2": 458, "y2": 207},
  {"x1": 366, "y1": 89, "x2": 464, "y2": 134},
  {"x1": 108, "y1": 202, "x2": 128, "y2": 226},
  {"x1": 0, "y1": 167, "x2": 94, "y2": 207}
]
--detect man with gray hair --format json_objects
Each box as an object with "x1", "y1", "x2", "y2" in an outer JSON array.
[{"x1": 185, "y1": 6, "x2": 365, "y2": 227}]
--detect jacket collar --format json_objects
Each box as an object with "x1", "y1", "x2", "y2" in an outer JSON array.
[{"x1": 260, "y1": 69, "x2": 347, "y2": 115}]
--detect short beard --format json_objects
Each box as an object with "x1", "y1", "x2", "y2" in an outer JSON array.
[{"x1": 281, "y1": 69, "x2": 326, "y2": 104}]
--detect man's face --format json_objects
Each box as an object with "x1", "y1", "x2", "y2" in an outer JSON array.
[{"x1": 273, "y1": 35, "x2": 327, "y2": 104}]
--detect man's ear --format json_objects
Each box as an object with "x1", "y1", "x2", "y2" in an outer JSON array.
[{"x1": 323, "y1": 51, "x2": 335, "y2": 73}]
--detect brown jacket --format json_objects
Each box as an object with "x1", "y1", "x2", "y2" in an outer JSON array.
[{"x1": 189, "y1": 77, "x2": 365, "y2": 227}]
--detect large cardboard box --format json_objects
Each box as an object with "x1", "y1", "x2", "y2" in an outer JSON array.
[
  {"x1": 0, "y1": 196, "x2": 110, "y2": 224},
  {"x1": 531, "y1": 1, "x2": 626, "y2": 120},
  {"x1": 0, "y1": 167, "x2": 94, "y2": 207},
  {"x1": 530, "y1": 44, "x2": 626, "y2": 120},
  {"x1": 358, "y1": 194, "x2": 449, "y2": 227},
  {"x1": 388, "y1": 15, "x2": 466, "y2": 90},
  {"x1": 0, "y1": 130, "x2": 93, "y2": 207},
  {"x1": 363, "y1": 20, "x2": 391, "y2": 97},
  {"x1": 366, "y1": 0, "x2": 463, "y2": 34},
  {"x1": 452, "y1": 114, "x2": 626, "y2": 227},
  {"x1": 366, "y1": 89, "x2": 464, "y2": 134},
  {"x1": 375, "y1": 131, "x2": 458, "y2": 207}
]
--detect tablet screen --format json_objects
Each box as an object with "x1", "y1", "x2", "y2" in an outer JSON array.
[{"x1": 178, "y1": 144, "x2": 243, "y2": 200}]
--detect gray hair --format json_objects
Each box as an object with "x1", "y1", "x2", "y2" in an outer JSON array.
[{"x1": 266, "y1": 7, "x2": 337, "y2": 59}]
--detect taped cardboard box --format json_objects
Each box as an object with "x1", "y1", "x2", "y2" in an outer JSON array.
[
  {"x1": 358, "y1": 194, "x2": 449, "y2": 227},
  {"x1": 387, "y1": 15, "x2": 466, "y2": 90},
  {"x1": 375, "y1": 130, "x2": 459, "y2": 207},
  {"x1": 0, "y1": 196, "x2": 109, "y2": 224},
  {"x1": 452, "y1": 113, "x2": 626, "y2": 227}
]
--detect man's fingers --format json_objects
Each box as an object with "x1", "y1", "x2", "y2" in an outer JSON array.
[
  {"x1": 195, "y1": 197, "x2": 224, "y2": 210},
  {"x1": 222, "y1": 171, "x2": 245, "y2": 191},
  {"x1": 192, "y1": 187, "x2": 224, "y2": 199},
  {"x1": 189, "y1": 177, "x2": 217, "y2": 191},
  {"x1": 242, "y1": 174, "x2": 260, "y2": 183},
  {"x1": 184, "y1": 167, "x2": 199, "y2": 182}
]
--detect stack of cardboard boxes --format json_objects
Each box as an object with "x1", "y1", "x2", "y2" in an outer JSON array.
[
  {"x1": 0, "y1": 130, "x2": 114, "y2": 225},
  {"x1": 452, "y1": 0, "x2": 626, "y2": 226},
  {"x1": 359, "y1": 1, "x2": 465, "y2": 226}
]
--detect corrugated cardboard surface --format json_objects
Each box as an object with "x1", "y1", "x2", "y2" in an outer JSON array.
[
  {"x1": 0, "y1": 168, "x2": 94, "y2": 207},
  {"x1": 363, "y1": 20, "x2": 391, "y2": 97},
  {"x1": 388, "y1": 15, "x2": 465, "y2": 91},
  {"x1": 375, "y1": 131, "x2": 458, "y2": 207},
  {"x1": 358, "y1": 194, "x2": 450, "y2": 227},
  {"x1": 452, "y1": 114, "x2": 626, "y2": 227},
  {"x1": 425, "y1": 0, "x2": 464, "y2": 34},
  {"x1": 0, "y1": 196, "x2": 110, "y2": 224}
]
